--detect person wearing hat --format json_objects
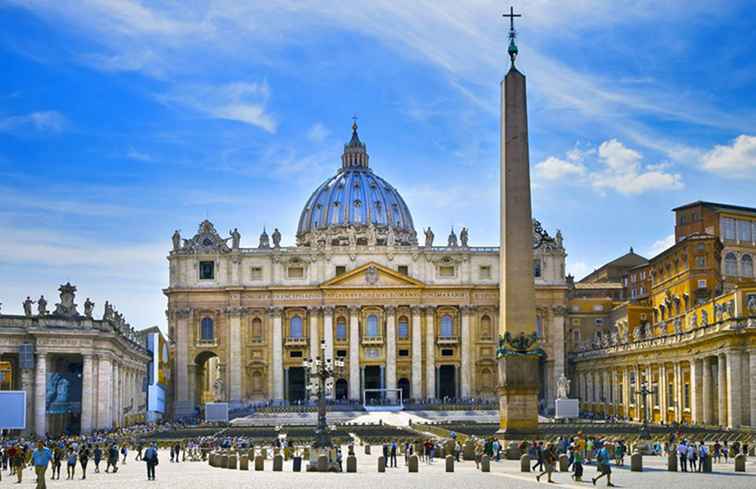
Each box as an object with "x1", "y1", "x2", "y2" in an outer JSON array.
[{"x1": 592, "y1": 440, "x2": 615, "y2": 487}]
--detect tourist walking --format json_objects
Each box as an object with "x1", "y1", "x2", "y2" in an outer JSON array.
[
  {"x1": 535, "y1": 443, "x2": 557, "y2": 483},
  {"x1": 389, "y1": 441, "x2": 397, "y2": 468},
  {"x1": 678, "y1": 441, "x2": 688, "y2": 472},
  {"x1": 592, "y1": 442, "x2": 615, "y2": 487},
  {"x1": 51, "y1": 446, "x2": 62, "y2": 480},
  {"x1": 31, "y1": 441, "x2": 53, "y2": 489},
  {"x1": 571, "y1": 444, "x2": 584, "y2": 482},
  {"x1": 143, "y1": 443, "x2": 159, "y2": 481},
  {"x1": 66, "y1": 448, "x2": 77, "y2": 479},
  {"x1": 79, "y1": 444, "x2": 90, "y2": 479},
  {"x1": 106, "y1": 444, "x2": 119, "y2": 473},
  {"x1": 121, "y1": 445, "x2": 129, "y2": 464},
  {"x1": 698, "y1": 443, "x2": 708, "y2": 473},
  {"x1": 687, "y1": 442, "x2": 697, "y2": 471},
  {"x1": 531, "y1": 441, "x2": 544, "y2": 471},
  {"x1": 93, "y1": 445, "x2": 102, "y2": 472}
]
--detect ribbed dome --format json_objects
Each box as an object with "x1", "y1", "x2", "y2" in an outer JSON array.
[{"x1": 296, "y1": 123, "x2": 416, "y2": 247}]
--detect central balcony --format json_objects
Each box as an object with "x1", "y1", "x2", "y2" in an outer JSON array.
[
  {"x1": 437, "y1": 336, "x2": 459, "y2": 345},
  {"x1": 361, "y1": 336, "x2": 384, "y2": 346},
  {"x1": 285, "y1": 337, "x2": 309, "y2": 347}
]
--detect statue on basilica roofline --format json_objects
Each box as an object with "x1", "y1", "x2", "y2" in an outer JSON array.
[
  {"x1": 23, "y1": 296, "x2": 34, "y2": 317},
  {"x1": 448, "y1": 227, "x2": 458, "y2": 248},
  {"x1": 37, "y1": 295, "x2": 48, "y2": 316},
  {"x1": 272, "y1": 228, "x2": 282, "y2": 248},
  {"x1": 460, "y1": 227, "x2": 469, "y2": 247},
  {"x1": 230, "y1": 228, "x2": 241, "y2": 250},
  {"x1": 172, "y1": 230, "x2": 182, "y2": 251},
  {"x1": 386, "y1": 225, "x2": 396, "y2": 247},
  {"x1": 366, "y1": 223, "x2": 377, "y2": 246},
  {"x1": 103, "y1": 301, "x2": 114, "y2": 321},
  {"x1": 84, "y1": 298, "x2": 95, "y2": 318},
  {"x1": 258, "y1": 228, "x2": 270, "y2": 249},
  {"x1": 424, "y1": 227, "x2": 434, "y2": 248},
  {"x1": 555, "y1": 230, "x2": 563, "y2": 249}
]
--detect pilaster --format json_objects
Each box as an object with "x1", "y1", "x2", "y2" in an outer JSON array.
[
  {"x1": 726, "y1": 350, "x2": 743, "y2": 428},
  {"x1": 385, "y1": 306, "x2": 397, "y2": 400},
  {"x1": 425, "y1": 307, "x2": 436, "y2": 399},
  {"x1": 718, "y1": 353, "x2": 727, "y2": 426},
  {"x1": 460, "y1": 305, "x2": 472, "y2": 399},
  {"x1": 270, "y1": 307, "x2": 284, "y2": 401},
  {"x1": 410, "y1": 306, "x2": 423, "y2": 400},
  {"x1": 80, "y1": 353, "x2": 94, "y2": 433},
  {"x1": 34, "y1": 352, "x2": 47, "y2": 437},
  {"x1": 348, "y1": 305, "x2": 361, "y2": 400}
]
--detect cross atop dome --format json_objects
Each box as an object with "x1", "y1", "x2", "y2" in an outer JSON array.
[{"x1": 503, "y1": 6, "x2": 522, "y2": 66}]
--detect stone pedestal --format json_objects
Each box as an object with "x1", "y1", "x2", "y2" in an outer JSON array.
[
  {"x1": 444, "y1": 440, "x2": 455, "y2": 457},
  {"x1": 481, "y1": 455, "x2": 491, "y2": 472},
  {"x1": 520, "y1": 454, "x2": 530, "y2": 472},
  {"x1": 239, "y1": 455, "x2": 249, "y2": 470},
  {"x1": 227, "y1": 454, "x2": 237, "y2": 469},
  {"x1": 463, "y1": 440, "x2": 475, "y2": 460},
  {"x1": 318, "y1": 455, "x2": 329, "y2": 472},
  {"x1": 497, "y1": 356, "x2": 540, "y2": 440},
  {"x1": 347, "y1": 455, "x2": 357, "y2": 473},
  {"x1": 702, "y1": 456, "x2": 712, "y2": 473},
  {"x1": 261, "y1": 448, "x2": 268, "y2": 459},
  {"x1": 303, "y1": 447, "x2": 310, "y2": 460},
  {"x1": 445, "y1": 455, "x2": 454, "y2": 472},
  {"x1": 292, "y1": 456, "x2": 302, "y2": 472},
  {"x1": 273, "y1": 454, "x2": 283, "y2": 471},
  {"x1": 631, "y1": 452, "x2": 642, "y2": 472},
  {"x1": 667, "y1": 452, "x2": 677, "y2": 471},
  {"x1": 254, "y1": 455, "x2": 264, "y2": 471},
  {"x1": 365, "y1": 445, "x2": 371, "y2": 455},
  {"x1": 734, "y1": 454, "x2": 746, "y2": 472},
  {"x1": 208, "y1": 453, "x2": 216, "y2": 467},
  {"x1": 377, "y1": 456, "x2": 386, "y2": 472},
  {"x1": 219, "y1": 454, "x2": 228, "y2": 468},
  {"x1": 408, "y1": 455, "x2": 419, "y2": 472},
  {"x1": 559, "y1": 454, "x2": 569, "y2": 472}
]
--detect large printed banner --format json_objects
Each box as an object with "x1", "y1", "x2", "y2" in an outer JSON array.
[
  {"x1": 0, "y1": 391, "x2": 26, "y2": 429},
  {"x1": 46, "y1": 372, "x2": 82, "y2": 414}
]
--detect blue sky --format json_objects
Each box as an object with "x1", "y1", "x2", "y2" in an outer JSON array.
[{"x1": 1, "y1": 1, "x2": 755, "y2": 330}]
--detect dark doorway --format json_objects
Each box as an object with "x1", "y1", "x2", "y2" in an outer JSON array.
[
  {"x1": 398, "y1": 378, "x2": 410, "y2": 401},
  {"x1": 335, "y1": 378, "x2": 348, "y2": 400},
  {"x1": 364, "y1": 366, "x2": 381, "y2": 402},
  {"x1": 288, "y1": 367, "x2": 306, "y2": 403},
  {"x1": 438, "y1": 365, "x2": 456, "y2": 399}
]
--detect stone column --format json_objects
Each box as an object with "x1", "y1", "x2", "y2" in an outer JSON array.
[
  {"x1": 690, "y1": 358, "x2": 703, "y2": 424},
  {"x1": 385, "y1": 306, "x2": 397, "y2": 401},
  {"x1": 97, "y1": 355, "x2": 113, "y2": 430},
  {"x1": 228, "y1": 309, "x2": 243, "y2": 404},
  {"x1": 622, "y1": 368, "x2": 630, "y2": 417},
  {"x1": 309, "y1": 307, "x2": 320, "y2": 362},
  {"x1": 323, "y1": 307, "x2": 334, "y2": 400},
  {"x1": 425, "y1": 307, "x2": 436, "y2": 399},
  {"x1": 659, "y1": 364, "x2": 667, "y2": 423},
  {"x1": 702, "y1": 356, "x2": 713, "y2": 425},
  {"x1": 81, "y1": 353, "x2": 94, "y2": 433},
  {"x1": 21, "y1": 367, "x2": 34, "y2": 435},
  {"x1": 726, "y1": 351, "x2": 743, "y2": 428},
  {"x1": 411, "y1": 306, "x2": 423, "y2": 400},
  {"x1": 718, "y1": 353, "x2": 727, "y2": 426},
  {"x1": 748, "y1": 350, "x2": 756, "y2": 429},
  {"x1": 672, "y1": 362, "x2": 681, "y2": 422},
  {"x1": 174, "y1": 309, "x2": 192, "y2": 416},
  {"x1": 460, "y1": 306, "x2": 472, "y2": 399},
  {"x1": 271, "y1": 308, "x2": 284, "y2": 401},
  {"x1": 34, "y1": 352, "x2": 47, "y2": 437},
  {"x1": 349, "y1": 305, "x2": 361, "y2": 401},
  {"x1": 113, "y1": 362, "x2": 121, "y2": 426}
]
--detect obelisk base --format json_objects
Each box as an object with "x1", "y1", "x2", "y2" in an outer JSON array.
[{"x1": 496, "y1": 356, "x2": 540, "y2": 458}]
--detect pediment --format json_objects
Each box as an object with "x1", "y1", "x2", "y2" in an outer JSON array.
[{"x1": 321, "y1": 262, "x2": 424, "y2": 288}]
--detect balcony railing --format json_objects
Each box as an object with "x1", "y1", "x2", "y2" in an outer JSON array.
[
  {"x1": 361, "y1": 336, "x2": 384, "y2": 346},
  {"x1": 285, "y1": 337, "x2": 308, "y2": 346},
  {"x1": 196, "y1": 338, "x2": 218, "y2": 347},
  {"x1": 437, "y1": 336, "x2": 459, "y2": 345}
]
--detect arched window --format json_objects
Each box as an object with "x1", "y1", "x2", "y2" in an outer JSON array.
[
  {"x1": 200, "y1": 317, "x2": 214, "y2": 341},
  {"x1": 366, "y1": 314, "x2": 380, "y2": 337},
  {"x1": 289, "y1": 315, "x2": 303, "y2": 338},
  {"x1": 336, "y1": 318, "x2": 347, "y2": 340},
  {"x1": 398, "y1": 316, "x2": 409, "y2": 339},
  {"x1": 480, "y1": 315, "x2": 492, "y2": 339},
  {"x1": 742, "y1": 254, "x2": 753, "y2": 278},
  {"x1": 725, "y1": 252, "x2": 738, "y2": 276},
  {"x1": 440, "y1": 314, "x2": 453, "y2": 338},
  {"x1": 251, "y1": 318, "x2": 262, "y2": 340}
]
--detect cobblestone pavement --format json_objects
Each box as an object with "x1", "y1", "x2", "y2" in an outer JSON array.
[{"x1": 10, "y1": 448, "x2": 754, "y2": 489}]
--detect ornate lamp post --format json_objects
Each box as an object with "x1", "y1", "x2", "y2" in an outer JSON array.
[
  {"x1": 636, "y1": 382, "x2": 656, "y2": 439},
  {"x1": 303, "y1": 341, "x2": 345, "y2": 449}
]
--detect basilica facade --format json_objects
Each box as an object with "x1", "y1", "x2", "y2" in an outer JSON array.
[{"x1": 166, "y1": 124, "x2": 568, "y2": 417}]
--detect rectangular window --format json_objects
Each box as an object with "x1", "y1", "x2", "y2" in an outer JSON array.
[
  {"x1": 721, "y1": 217, "x2": 736, "y2": 241},
  {"x1": 336, "y1": 349, "x2": 347, "y2": 358},
  {"x1": 441, "y1": 348, "x2": 454, "y2": 357},
  {"x1": 397, "y1": 265, "x2": 409, "y2": 275},
  {"x1": 737, "y1": 219, "x2": 752, "y2": 242},
  {"x1": 398, "y1": 349, "x2": 409, "y2": 357},
  {"x1": 398, "y1": 320, "x2": 409, "y2": 339},
  {"x1": 479, "y1": 265, "x2": 492, "y2": 279},
  {"x1": 697, "y1": 279, "x2": 707, "y2": 289},
  {"x1": 289, "y1": 350, "x2": 303, "y2": 358},
  {"x1": 639, "y1": 286, "x2": 646, "y2": 295},
  {"x1": 594, "y1": 318, "x2": 604, "y2": 326},
  {"x1": 288, "y1": 266, "x2": 305, "y2": 279},
  {"x1": 533, "y1": 259, "x2": 542, "y2": 278},
  {"x1": 335, "y1": 265, "x2": 347, "y2": 276},
  {"x1": 250, "y1": 267, "x2": 263, "y2": 280},
  {"x1": 438, "y1": 265, "x2": 455, "y2": 277},
  {"x1": 199, "y1": 261, "x2": 215, "y2": 280},
  {"x1": 695, "y1": 256, "x2": 706, "y2": 268},
  {"x1": 683, "y1": 382, "x2": 690, "y2": 409}
]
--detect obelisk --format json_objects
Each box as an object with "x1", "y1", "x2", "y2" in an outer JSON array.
[{"x1": 497, "y1": 7, "x2": 541, "y2": 441}]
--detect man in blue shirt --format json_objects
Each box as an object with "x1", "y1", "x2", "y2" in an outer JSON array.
[{"x1": 32, "y1": 441, "x2": 53, "y2": 489}]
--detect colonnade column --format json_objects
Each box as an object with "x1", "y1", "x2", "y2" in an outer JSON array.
[
  {"x1": 460, "y1": 306, "x2": 472, "y2": 399},
  {"x1": 34, "y1": 352, "x2": 47, "y2": 437},
  {"x1": 726, "y1": 350, "x2": 742, "y2": 428},
  {"x1": 658, "y1": 364, "x2": 667, "y2": 423},
  {"x1": 348, "y1": 305, "x2": 361, "y2": 401},
  {"x1": 702, "y1": 357, "x2": 713, "y2": 425},
  {"x1": 174, "y1": 309, "x2": 191, "y2": 416},
  {"x1": 425, "y1": 307, "x2": 436, "y2": 399},
  {"x1": 81, "y1": 353, "x2": 94, "y2": 433},
  {"x1": 622, "y1": 368, "x2": 629, "y2": 418},
  {"x1": 21, "y1": 367, "x2": 34, "y2": 435},
  {"x1": 228, "y1": 309, "x2": 242, "y2": 404},
  {"x1": 673, "y1": 362, "x2": 682, "y2": 422},
  {"x1": 308, "y1": 306, "x2": 320, "y2": 362},
  {"x1": 323, "y1": 306, "x2": 334, "y2": 400},
  {"x1": 718, "y1": 353, "x2": 727, "y2": 425},
  {"x1": 750, "y1": 351, "x2": 756, "y2": 428},
  {"x1": 385, "y1": 306, "x2": 397, "y2": 401},
  {"x1": 270, "y1": 307, "x2": 284, "y2": 401},
  {"x1": 97, "y1": 354, "x2": 113, "y2": 430},
  {"x1": 410, "y1": 306, "x2": 423, "y2": 401},
  {"x1": 690, "y1": 358, "x2": 702, "y2": 424}
]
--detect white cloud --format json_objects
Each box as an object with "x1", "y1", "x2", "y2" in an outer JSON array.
[
  {"x1": 158, "y1": 81, "x2": 277, "y2": 133},
  {"x1": 534, "y1": 156, "x2": 586, "y2": 181},
  {"x1": 307, "y1": 122, "x2": 330, "y2": 143},
  {"x1": 567, "y1": 261, "x2": 593, "y2": 281},
  {"x1": 0, "y1": 110, "x2": 67, "y2": 132},
  {"x1": 700, "y1": 135, "x2": 756, "y2": 178},
  {"x1": 647, "y1": 233, "x2": 675, "y2": 257},
  {"x1": 126, "y1": 148, "x2": 154, "y2": 161}
]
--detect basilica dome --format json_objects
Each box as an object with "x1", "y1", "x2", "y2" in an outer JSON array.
[{"x1": 296, "y1": 123, "x2": 417, "y2": 247}]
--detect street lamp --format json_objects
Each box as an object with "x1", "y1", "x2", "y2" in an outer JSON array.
[
  {"x1": 303, "y1": 340, "x2": 345, "y2": 449},
  {"x1": 636, "y1": 382, "x2": 656, "y2": 439}
]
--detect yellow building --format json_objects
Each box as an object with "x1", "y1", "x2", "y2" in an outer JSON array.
[{"x1": 571, "y1": 201, "x2": 756, "y2": 429}]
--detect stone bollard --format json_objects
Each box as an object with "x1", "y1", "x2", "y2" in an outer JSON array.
[
  {"x1": 667, "y1": 452, "x2": 677, "y2": 472},
  {"x1": 481, "y1": 455, "x2": 491, "y2": 472},
  {"x1": 520, "y1": 454, "x2": 530, "y2": 472},
  {"x1": 254, "y1": 455, "x2": 264, "y2": 471},
  {"x1": 261, "y1": 448, "x2": 268, "y2": 460},
  {"x1": 248, "y1": 448, "x2": 255, "y2": 460},
  {"x1": 292, "y1": 456, "x2": 302, "y2": 472},
  {"x1": 463, "y1": 440, "x2": 475, "y2": 461},
  {"x1": 239, "y1": 455, "x2": 249, "y2": 470},
  {"x1": 734, "y1": 454, "x2": 746, "y2": 472},
  {"x1": 631, "y1": 452, "x2": 643, "y2": 472},
  {"x1": 408, "y1": 454, "x2": 419, "y2": 473},
  {"x1": 227, "y1": 454, "x2": 238, "y2": 470},
  {"x1": 347, "y1": 455, "x2": 357, "y2": 473},
  {"x1": 365, "y1": 445, "x2": 371, "y2": 455},
  {"x1": 378, "y1": 455, "x2": 386, "y2": 473},
  {"x1": 445, "y1": 440, "x2": 455, "y2": 458},
  {"x1": 274, "y1": 447, "x2": 280, "y2": 457},
  {"x1": 559, "y1": 453, "x2": 569, "y2": 472},
  {"x1": 445, "y1": 454, "x2": 454, "y2": 472},
  {"x1": 303, "y1": 447, "x2": 310, "y2": 460},
  {"x1": 702, "y1": 455, "x2": 712, "y2": 473},
  {"x1": 209, "y1": 453, "x2": 216, "y2": 467},
  {"x1": 318, "y1": 454, "x2": 329, "y2": 472},
  {"x1": 273, "y1": 454, "x2": 283, "y2": 472},
  {"x1": 219, "y1": 454, "x2": 228, "y2": 469}
]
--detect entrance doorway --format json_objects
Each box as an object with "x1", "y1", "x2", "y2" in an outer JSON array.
[
  {"x1": 364, "y1": 366, "x2": 382, "y2": 402},
  {"x1": 335, "y1": 378, "x2": 348, "y2": 400},
  {"x1": 194, "y1": 351, "x2": 220, "y2": 406},
  {"x1": 398, "y1": 378, "x2": 410, "y2": 401},
  {"x1": 438, "y1": 365, "x2": 456, "y2": 399},
  {"x1": 288, "y1": 367, "x2": 306, "y2": 403}
]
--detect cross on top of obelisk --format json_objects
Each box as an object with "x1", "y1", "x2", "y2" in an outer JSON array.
[{"x1": 502, "y1": 6, "x2": 522, "y2": 66}]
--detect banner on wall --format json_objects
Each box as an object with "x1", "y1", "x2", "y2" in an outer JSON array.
[
  {"x1": 46, "y1": 372, "x2": 82, "y2": 414},
  {"x1": 0, "y1": 391, "x2": 26, "y2": 429}
]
